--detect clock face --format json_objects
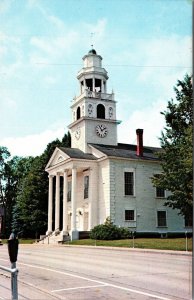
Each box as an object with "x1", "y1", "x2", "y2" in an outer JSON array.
[
  {"x1": 88, "y1": 104, "x2": 93, "y2": 116},
  {"x1": 75, "y1": 127, "x2": 81, "y2": 140},
  {"x1": 95, "y1": 124, "x2": 108, "y2": 138},
  {"x1": 109, "y1": 107, "x2": 113, "y2": 118}
]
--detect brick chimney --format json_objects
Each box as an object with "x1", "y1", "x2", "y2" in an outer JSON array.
[{"x1": 136, "y1": 129, "x2": 143, "y2": 156}]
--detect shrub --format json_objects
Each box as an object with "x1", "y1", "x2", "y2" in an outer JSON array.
[{"x1": 90, "y1": 217, "x2": 131, "y2": 240}]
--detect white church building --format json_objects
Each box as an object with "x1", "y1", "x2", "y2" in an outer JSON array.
[{"x1": 45, "y1": 48, "x2": 189, "y2": 241}]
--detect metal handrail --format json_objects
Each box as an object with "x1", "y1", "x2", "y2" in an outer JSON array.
[
  {"x1": 0, "y1": 264, "x2": 18, "y2": 300},
  {"x1": 39, "y1": 229, "x2": 61, "y2": 244},
  {"x1": 0, "y1": 265, "x2": 18, "y2": 273},
  {"x1": 38, "y1": 231, "x2": 53, "y2": 242}
]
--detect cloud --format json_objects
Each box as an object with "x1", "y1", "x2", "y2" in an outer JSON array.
[
  {"x1": 137, "y1": 35, "x2": 192, "y2": 89},
  {"x1": 118, "y1": 98, "x2": 166, "y2": 147},
  {"x1": 109, "y1": 35, "x2": 191, "y2": 97},
  {"x1": 43, "y1": 76, "x2": 57, "y2": 85},
  {"x1": 31, "y1": 32, "x2": 78, "y2": 53},
  {"x1": 0, "y1": 126, "x2": 66, "y2": 157},
  {"x1": 0, "y1": 0, "x2": 13, "y2": 13}
]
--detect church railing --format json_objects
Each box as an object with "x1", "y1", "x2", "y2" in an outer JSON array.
[{"x1": 73, "y1": 90, "x2": 114, "y2": 102}]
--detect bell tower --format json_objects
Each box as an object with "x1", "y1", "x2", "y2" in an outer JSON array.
[{"x1": 68, "y1": 48, "x2": 121, "y2": 153}]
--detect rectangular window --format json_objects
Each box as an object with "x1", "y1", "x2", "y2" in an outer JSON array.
[
  {"x1": 157, "y1": 211, "x2": 167, "y2": 227},
  {"x1": 155, "y1": 174, "x2": 165, "y2": 198},
  {"x1": 156, "y1": 187, "x2": 165, "y2": 198},
  {"x1": 84, "y1": 176, "x2": 89, "y2": 199},
  {"x1": 67, "y1": 181, "x2": 71, "y2": 202},
  {"x1": 124, "y1": 172, "x2": 134, "y2": 195},
  {"x1": 125, "y1": 210, "x2": 135, "y2": 221}
]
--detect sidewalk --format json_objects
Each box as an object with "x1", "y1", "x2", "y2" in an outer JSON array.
[{"x1": 0, "y1": 274, "x2": 61, "y2": 300}]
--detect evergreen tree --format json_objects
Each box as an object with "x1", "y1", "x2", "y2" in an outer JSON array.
[
  {"x1": 62, "y1": 131, "x2": 71, "y2": 147},
  {"x1": 0, "y1": 146, "x2": 33, "y2": 237},
  {"x1": 152, "y1": 74, "x2": 193, "y2": 222},
  {"x1": 12, "y1": 131, "x2": 71, "y2": 237}
]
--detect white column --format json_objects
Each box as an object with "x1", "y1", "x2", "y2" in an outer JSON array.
[
  {"x1": 88, "y1": 169, "x2": 93, "y2": 230},
  {"x1": 71, "y1": 168, "x2": 77, "y2": 231},
  {"x1": 101, "y1": 79, "x2": 103, "y2": 93},
  {"x1": 84, "y1": 78, "x2": 86, "y2": 90},
  {"x1": 88, "y1": 167, "x2": 98, "y2": 230},
  {"x1": 55, "y1": 173, "x2": 60, "y2": 231},
  {"x1": 104, "y1": 81, "x2": 107, "y2": 93},
  {"x1": 47, "y1": 175, "x2": 53, "y2": 234},
  {"x1": 62, "y1": 170, "x2": 68, "y2": 232},
  {"x1": 92, "y1": 76, "x2": 95, "y2": 92}
]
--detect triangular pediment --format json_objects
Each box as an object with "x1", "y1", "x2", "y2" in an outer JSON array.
[{"x1": 45, "y1": 147, "x2": 70, "y2": 170}]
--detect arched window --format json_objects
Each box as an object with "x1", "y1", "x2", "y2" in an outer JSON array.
[
  {"x1": 76, "y1": 106, "x2": 81, "y2": 120},
  {"x1": 97, "y1": 104, "x2": 105, "y2": 119}
]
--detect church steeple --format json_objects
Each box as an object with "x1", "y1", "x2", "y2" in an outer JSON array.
[
  {"x1": 68, "y1": 49, "x2": 120, "y2": 153},
  {"x1": 77, "y1": 48, "x2": 108, "y2": 95}
]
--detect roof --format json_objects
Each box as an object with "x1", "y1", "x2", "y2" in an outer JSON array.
[
  {"x1": 58, "y1": 143, "x2": 161, "y2": 162},
  {"x1": 88, "y1": 48, "x2": 97, "y2": 55},
  {"x1": 59, "y1": 147, "x2": 97, "y2": 160},
  {"x1": 89, "y1": 143, "x2": 161, "y2": 161}
]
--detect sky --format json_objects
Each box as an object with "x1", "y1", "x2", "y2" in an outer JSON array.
[{"x1": 0, "y1": 0, "x2": 192, "y2": 157}]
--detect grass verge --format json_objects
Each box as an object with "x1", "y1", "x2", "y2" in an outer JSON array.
[
  {"x1": 1, "y1": 239, "x2": 35, "y2": 245},
  {"x1": 0, "y1": 238, "x2": 192, "y2": 251},
  {"x1": 66, "y1": 238, "x2": 192, "y2": 251}
]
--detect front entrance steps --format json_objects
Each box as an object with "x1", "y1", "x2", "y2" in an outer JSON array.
[
  {"x1": 39, "y1": 231, "x2": 70, "y2": 244},
  {"x1": 39, "y1": 231, "x2": 90, "y2": 244}
]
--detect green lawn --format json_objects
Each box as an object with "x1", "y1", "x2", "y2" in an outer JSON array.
[
  {"x1": 66, "y1": 238, "x2": 193, "y2": 251},
  {"x1": 1, "y1": 238, "x2": 192, "y2": 251},
  {"x1": 1, "y1": 239, "x2": 35, "y2": 245}
]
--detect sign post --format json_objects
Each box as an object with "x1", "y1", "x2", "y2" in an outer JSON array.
[{"x1": 7, "y1": 233, "x2": 19, "y2": 300}]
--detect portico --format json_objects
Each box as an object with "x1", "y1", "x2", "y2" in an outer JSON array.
[{"x1": 45, "y1": 151, "x2": 98, "y2": 240}]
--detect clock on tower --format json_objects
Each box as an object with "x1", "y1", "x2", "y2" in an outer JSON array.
[{"x1": 68, "y1": 48, "x2": 121, "y2": 153}]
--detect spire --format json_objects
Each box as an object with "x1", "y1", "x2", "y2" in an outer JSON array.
[{"x1": 88, "y1": 32, "x2": 97, "y2": 55}]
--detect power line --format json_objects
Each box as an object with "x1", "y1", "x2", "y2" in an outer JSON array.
[{"x1": 35, "y1": 62, "x2": 191, "y2": 68}]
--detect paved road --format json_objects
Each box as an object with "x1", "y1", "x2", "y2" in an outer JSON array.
[{"x1": 0, "y1": 244, "x2": 192, "y2": 299}]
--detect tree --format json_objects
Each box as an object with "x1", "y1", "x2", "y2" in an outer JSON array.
[
  {"x1": 12, "y1": 155, "x2": 48, "y2": 237},
  {"x1": 12, "y1": 131, "x2": 71, "y2": 237},
  {"x1": 152, "y1": 74, "x2": 193, "y2": 222},
  {"x1": 62, "y1": 131, "x2": 71, "y2": 148},
  {"x1": 0, "y1": 147, "x2": 11, "y2": 236},
  {"x1": 0, "y1": 146, "x2": 34, "y2": 237}
]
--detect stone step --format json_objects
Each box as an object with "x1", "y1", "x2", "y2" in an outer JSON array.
[{"x1": 39, "y1": 232, "x2": 70, "y2": 244}]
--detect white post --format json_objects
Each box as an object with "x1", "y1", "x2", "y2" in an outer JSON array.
[
  {"x1": 63, "y1": 170, "x2": 68, "y2": 233},
  {"x1": 55, "y1": 173, "x2": 60, "y2": 231},
  {"x1": 71, "y1": 168, "x2": 77, "y2": 232},
  {"x1": 88, "y1": 167, "x2": 98, "y2": 230},
  {"x1": 47, "y1": 175, "x2": 53, "y2": 234},
  {"x1": 92, "y1": 76, "x2": 95, "y2": 92},
  {"x1": 88, "y1": 180, "x2": 92, "y2": 231},
  {"x1": 101, "y1": 79, "x2": 104, "y2": 93},
  {"x1": 84, "y1": 78, "x2": 86, "y2": 93}
]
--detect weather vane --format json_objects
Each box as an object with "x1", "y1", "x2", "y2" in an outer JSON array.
[{"x1": 90, "y1": 32, "x2": 95, "y2": 49}]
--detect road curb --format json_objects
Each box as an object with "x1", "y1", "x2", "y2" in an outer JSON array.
[
  {"x1": 57, "y1": 244, "x2": 192, "y2": 256},
  {"x1": 13, "y1": 243, "x2": 192, "y2": 256}
]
